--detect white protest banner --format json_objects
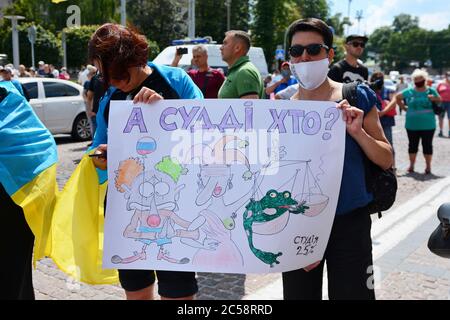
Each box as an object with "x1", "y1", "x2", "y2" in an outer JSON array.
[{"x1": 103, "y1": 99, "x2": 345, "y2": 273}]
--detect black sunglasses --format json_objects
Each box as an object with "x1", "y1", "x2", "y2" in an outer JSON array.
[
  {"x1": 289, "y1": 43, "x2": 330, "y2": 58},
  {"x1": 349, "y1": 41, "x2": 365, "y2": 48}
]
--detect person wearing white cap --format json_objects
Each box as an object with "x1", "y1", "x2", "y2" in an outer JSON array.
[
  {"x1": 78, "y1": 64, "x2": 93, "y2": 86},
  {"x1": 37, "y1": 61, "x2": 45, "y2": 77}
]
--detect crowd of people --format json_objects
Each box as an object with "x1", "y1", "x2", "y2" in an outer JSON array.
[
  {"x1": 0, "y1": 61, "x2": 71, "y2": 80},
  {"x1": 1, "y1": 16, "x2": 449, "y2": 301}
]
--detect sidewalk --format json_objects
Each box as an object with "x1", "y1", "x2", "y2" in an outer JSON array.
[
  {"x1": 243, "y1": 176, "x2": 450, "y2": 300},
  {"x1": 34, "y1": 176, "x2": 450, "y2": 300},
  {"x1": 33, "y1": 121, "x2": 450, "y2": 300}
]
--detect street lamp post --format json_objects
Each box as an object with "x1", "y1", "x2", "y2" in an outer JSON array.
[
  {"x1": 121, "y1": 0, "x2": 127, "y2": 26},
  {"x1": 188, "y1": 0, "x2": 195, "y2": 38},
  {"x1": 62, "y1": 31, "x2": 67, "y2": 68},
  {"x1": 346, "y1": 0, "x2": 352, "y2": 35},
  {"x1": 5, "y1": 15, "x2": 25, "y2": 69},
  {"x1": 225, "y1": 0, "x2": 231, "y2": 31},
  {"x1": 27, "y1": 25, "x2": 37, "y2": 69},
  {"x1": 283, "y1": 27, "x2": 289, "y2": 61}
]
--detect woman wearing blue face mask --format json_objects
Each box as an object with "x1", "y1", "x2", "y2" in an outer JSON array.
[{"x1": 282, "y1": 18, "x2": 393, "y2": 300}]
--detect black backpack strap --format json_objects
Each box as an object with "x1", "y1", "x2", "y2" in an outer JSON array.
[{"x1": 342, "y1": 82, "x2": 359, "y2": 107}]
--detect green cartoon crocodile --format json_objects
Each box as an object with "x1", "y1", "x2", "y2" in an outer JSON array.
[{"x1": 243, "y1": 190, "x2": 309, "y2": 267}]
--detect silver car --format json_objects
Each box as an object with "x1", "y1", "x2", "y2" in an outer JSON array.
[{"x1": 19, "y1": 77, "x2": 91, "y2": 141}]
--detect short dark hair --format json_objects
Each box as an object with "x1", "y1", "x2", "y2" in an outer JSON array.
[
  {"x1": 370, "y1": 71, "x2": 384, "y2": 82},
  {"x1": 287, "y1": 18, "x2": 333, "y2": 49},
  {"x1": 226, "y1": 30, "x2": 251, "y2": 53},
  {"x1": 88, "y1": 23, "x2": 148, "y2": 87}
]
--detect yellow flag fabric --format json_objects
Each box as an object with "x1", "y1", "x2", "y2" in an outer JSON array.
[
  {"x1": 49, "y1": 153, "x2": 118, "y2": 285},
  {"x1": 11, "y1": 164, "x2": 58, "y2": 266}
]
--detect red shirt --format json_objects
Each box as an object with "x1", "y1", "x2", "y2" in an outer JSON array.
[
  {"x1": 188, "y1": 68, "x2": 225, "y2": 98},
  {"x1": 437, "y1": 82, "x2": 450, "y2": 102}
]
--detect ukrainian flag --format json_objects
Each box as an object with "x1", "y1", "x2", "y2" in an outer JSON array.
[
  {"x1": 46, "y1": 83, "x2": 118, "y2": 284},
  {"x1": 0, "y1": 81, "x2": 58, "y2": 265},
  {"x1": 49, "y1": 153, "x2": 118, "y2": 285}
]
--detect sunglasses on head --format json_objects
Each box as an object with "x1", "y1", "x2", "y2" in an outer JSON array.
[
  {"x1": 289, "y1": 43, "x2": 330, "y2": 58},
  {"x1": 349, "y1": 41, "x2": 365, "y2": 48}
]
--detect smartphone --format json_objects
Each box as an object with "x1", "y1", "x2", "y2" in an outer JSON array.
[
  {"x1": 89, "y1": 150, "x2": 107, "y2": 159},
  {"x1": 177, "y1": 47, "x2": 188, "y2": 55}
]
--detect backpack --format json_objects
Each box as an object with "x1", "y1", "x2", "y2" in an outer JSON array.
[
  {"x1": 342, "y1": 82, "x2": 398, "y2": 218},
  {"x1": 427, "y1": 88, "x2": 443, "y2": 115}
]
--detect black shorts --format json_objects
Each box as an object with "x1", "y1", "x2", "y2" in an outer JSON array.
[
  {"x1": 406, "y1": 129, "x2": 435, "y2": 155},
  {"x1": 118, "y1": 269, "x2": 198, "y2": 298}
]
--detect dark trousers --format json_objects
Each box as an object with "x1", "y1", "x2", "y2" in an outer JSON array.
[
  {"x1": 0, "y1": 183, "x2": 35, "y2": 300},
  {"x1": 406, "y1": 129, "x2": 435, "y2": 155},
  {"x1": 282, "y1": 208, "x2": 375, "y2": 300}
]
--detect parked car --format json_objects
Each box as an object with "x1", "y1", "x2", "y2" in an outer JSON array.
[{"x1": 19, "y1": 77, "x2": 91, "y2": 141}]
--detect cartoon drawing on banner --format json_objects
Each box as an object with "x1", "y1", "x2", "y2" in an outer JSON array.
[
  {"x1": 242, "y1": 141, "x2": 329, "y2": 267},
  {"x1": 111, "y1": 137, "x2": 214, "y2": 265},
  {"x1": 182, "y1": 135, "x2": 255, "y2": 268},
  {"x1": 104, "y1": 100, "x2": 346, "y2": 273}
]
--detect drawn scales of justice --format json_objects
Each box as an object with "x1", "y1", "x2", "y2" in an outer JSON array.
[{"x1": 250, "y1": 157, "x2": 329, "y2": 236}]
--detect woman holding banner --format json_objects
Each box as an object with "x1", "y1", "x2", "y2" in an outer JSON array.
[
  {"x1": 281, "y1": 18, "x2": 393, "y2": 300},
  {"x1": 50, "y1": 24, "x2": 203, "y2": 300}
]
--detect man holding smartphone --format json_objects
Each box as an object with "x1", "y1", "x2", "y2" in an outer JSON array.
[{"x1": 172, "y1": 45, "x2": 225, "y2": 98}]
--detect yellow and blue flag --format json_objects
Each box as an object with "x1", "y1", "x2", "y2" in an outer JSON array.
[
  {"x1": 0, "y1": 81, "x2": 58, "y2": 264},
  {"x1": 49, "y1": 153, "x2": 118, "y2": 285}
]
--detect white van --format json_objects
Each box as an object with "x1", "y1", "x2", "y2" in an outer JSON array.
[{"x1": 153, "y1": 44, "x2": 269, "y2": 77}]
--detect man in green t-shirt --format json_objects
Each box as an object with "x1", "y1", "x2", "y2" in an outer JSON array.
[{"x1": 218, "y1": 30, "x2": 264, "y2": 99}]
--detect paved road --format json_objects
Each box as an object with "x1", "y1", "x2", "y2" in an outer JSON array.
[{"x1": 34, "y1": 114, "x2": 450, "y2": 300}]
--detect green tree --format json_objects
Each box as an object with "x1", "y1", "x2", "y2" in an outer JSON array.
[
  {"x1": 326, "y1": 13, "x2": 347, "y2": 37},
  {"x1": 128, "y1": 0, "x2": 181, "y2": 48},
  {"x1": 196, "y1": 0, "x2": 250, "y2": 43},
  {"x1": 63, "y1": 25, "x2": 99, "y2": 69},
  {"x1": 382, "y1": 28, "x2": 429, "y2": 72},
  {"x1": 62, "y1": 24, "x2": 159, "y2": 68},
  {"x1": 392, "y1": 13, "x2": 419, "y2": 33},
  {"x1": 296, "y1": 0, "x2": 329, "y2": 20},
  {"x1": 367, "y1": 14, "x2": 450, "y2": 72},
  {"x1": 366, "y1": 26, "x2": 394, "y2": 70},
  {"x1": 251, "y1": 0, "x2": 277, "y2": 67},
  {"x1": 1, "y1": 23, "x2": 61, "y2": 67},
  {"x1": 252, "y1": 0, "x2": 301, "y2": 70},
  {"x1": 429, "y1": 28, "x2": 450, "y2": 72},
  {"x1": 3, "y1": 0, "x2": 118, "y2": 32}
]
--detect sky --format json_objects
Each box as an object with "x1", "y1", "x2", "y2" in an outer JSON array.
[{"x1": 330, "y1": 0, "x2": 450, "y2": 35}]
